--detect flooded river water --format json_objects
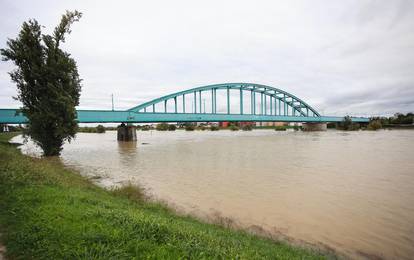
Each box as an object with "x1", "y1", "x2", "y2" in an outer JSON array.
[{"x1": 13, "y1": 129, "x2": 414, "y2": 259}]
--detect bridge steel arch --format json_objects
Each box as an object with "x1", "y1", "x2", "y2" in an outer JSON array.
[{"x1": 128, "y1": 83, "x2": 321, "y2": 117}]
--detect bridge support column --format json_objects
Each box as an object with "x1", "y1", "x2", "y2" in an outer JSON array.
[
  {"x1": 117, "y1": 123, "x2": 137, "y2": 141},
  {"x1": 302, "y1": 123, "x2": 327, "y2": 131}
]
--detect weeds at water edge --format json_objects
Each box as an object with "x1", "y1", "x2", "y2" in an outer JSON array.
[{"x1": 110, "y1": 182, "x2": 147, "y2": 203}]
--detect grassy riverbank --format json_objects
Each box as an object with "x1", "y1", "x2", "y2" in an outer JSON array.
[{"x1": 0, "y1": 132, "x2": 325, "y2": 259}]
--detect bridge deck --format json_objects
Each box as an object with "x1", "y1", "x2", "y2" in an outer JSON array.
[{"x1": 0, "y1": 109, "x2": 369, "y2": 124}]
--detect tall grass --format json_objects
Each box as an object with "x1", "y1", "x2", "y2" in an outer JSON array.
[{"x1": 110, "y1": 182, "x2": 146, "y2": 203}]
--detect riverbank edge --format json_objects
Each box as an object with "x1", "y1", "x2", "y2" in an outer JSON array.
[{"x1": 0, "y1": 132, "x2": 328, "y2": 259}]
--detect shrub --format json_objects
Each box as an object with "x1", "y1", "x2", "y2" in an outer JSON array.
[
  {"x1": 210, "y1": 125, "x2": 219, "y2": 131},
  {"x1": 185, "y1": 124, "x2": 195, "y2": 131},
  {"x1": 168, "y1": 124, "x2": 176, "y2": 131},
  {"x1": 275, "y1": 126, "x2": 287, "y2": 131},
  {"x1": 351, "y1": 123, "x2": 361, "y2": 130},
  {"x1": 156, "y1": 123, "x2": 169, "y2": 131},
  {"x1": 96, "y1": 125, "x2": 105, "y2": 133},
  {"x1": 197, "y1": 125, "x2": 206, "y2": 131},
  {"x1": 241, "y1": 124, "x2": 253, "y2": 131},
  {"x1": 141, "y1": 125, "x2": 151, "y2": 131},
  {"x1": 77, "y1": 127, "x2": 96, "y2": 133},
  {"x1": 229, "y1": 124, "x2": 239, "y2": 131},
  {"x1": 327, "y1": 123, "x2": 336, "y2": 129},
  {"x1": 367, "y1": 120, "x2": 382, "y2": 131}
]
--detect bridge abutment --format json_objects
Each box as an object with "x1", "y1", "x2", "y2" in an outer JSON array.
[
  {"x1": 302, "y1": 122, "x2": 327, "y2": 131},
  {"x1": 117, "y1": 123, "x2": 137, "y2": 141}
]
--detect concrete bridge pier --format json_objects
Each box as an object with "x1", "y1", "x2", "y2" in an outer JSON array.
[
  {"x1": 117, "y1": 123, "x2": 137, "y2": 141},
  {"x1": 302, "y1": 122, "x2": 327, "y2": 131}
]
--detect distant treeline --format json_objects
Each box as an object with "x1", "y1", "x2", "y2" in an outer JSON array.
[
  {"x1": 77, "y1": 125, "x2": 107, "y2": 133},
  {"x1": 372, "y1": 113, "x2": 414, "y2": 126},
  {"x1": 330, "y1": 113, "x2": 414, "y2": 131}
]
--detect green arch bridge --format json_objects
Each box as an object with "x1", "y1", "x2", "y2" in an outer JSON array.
[{"x1": 0, "y1": 83, "x2": 369, "y2": 124}]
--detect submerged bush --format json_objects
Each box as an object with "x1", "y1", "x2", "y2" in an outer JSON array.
[
  {"x1": 185, "y1": 124, "x2": 195, "y2": 131},
  {"x1": 229, "y1": 124, "x2": 239, "y2": 131},
  {"x1": 275, "y1": 126, "x2": 287, "y2": 131},
  {"x1": 241, "y1": 124, "x2": 253, "y2": 131},
  {"x1": 210, "y1": 125, "x2": 219, "y2": 131},
  {"x1": 96, "y1": 125, "x2": 105, "y2": 133},
  {"x1": 141, "y1": 125, "x2": 151, "y2": 131},
  {"x1": 156, "y1": 123, "x2": 169, "y2": 131},
  {"x1": 367, "y1": 120, "x2": 382, "y2": 131},
  {"x1": 197, "y1": 125, "x2": 206, "y2": 131},
  {"x1": 168, "y1": 124, "x2": 176, "y2": 131},
  {"x1": 78, "y1": 126, "x2": 99, "y2": 133},
  {"x1": 337, "y1": 116, "x2": 360, "y2": 131}
]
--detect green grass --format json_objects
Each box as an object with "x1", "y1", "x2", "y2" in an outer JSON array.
[{"x1": 0, "y1": 132, "x2": 326, "y2": 259}]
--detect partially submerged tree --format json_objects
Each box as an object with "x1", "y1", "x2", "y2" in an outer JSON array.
[
  {"x1": 340, "y1": 116, "x2": 353, "y2": 130},
  {"x1": 96, "y1": 125, "x2": 106, "y2": 133},
  {"x1": 337, "y1": 116, "x2": 360, "y2": 131},
  {"x1": 1, "y1": 11, "x2": 82, "y2": 156},
  {"x1": 367, "y1": 120, "x2": 382, "y2": 131}
]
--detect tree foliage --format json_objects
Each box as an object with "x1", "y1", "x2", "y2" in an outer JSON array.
[
  {"x1": 229, "y1": 123, "x2": 239, "y2": 131},
  {"x1": 390, "y1": 113, "x2": 414, "y2": 125},
  {"x1": 241, "y1": 124, "x2": 253, "y2": 131},
  {"x1": 367, "y1": 120, "x2": 382, "y2": 130},
  {"x1": 274, "y1": 125, "x2": 287, "y2": 131},
  {"x1": 96, "y1": 125, "x2": 106, "y2": 133},
  {"x1": 337, "y1": 116, "x2": 360, "y2": 131},
  {"x1": 1, "y1": 11, "x2": 82, "y2": 156},
  {"x1": 167, "y1": 124, "x2": 176, "y2": 131},
  {"x1": 368, "y1": 113, "x2": 413, "y2": 126},
  {"x1": 155, "y1": 123, "x2": 169, "y2": 131},
  {"x1": 185, "y1": 124, "x2": 195, "y2": 131},
  {"x1": 210, "y1": 125, "x2": 219, "y2": 131}
]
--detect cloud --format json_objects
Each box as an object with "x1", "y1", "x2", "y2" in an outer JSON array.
[{"x1": 0, "y1": 0, "x2": 413, "y2": 116}]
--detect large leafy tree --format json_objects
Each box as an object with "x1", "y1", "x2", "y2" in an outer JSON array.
[{"x1": 1, "y1": 11, "x2": 82, "y2": 156}]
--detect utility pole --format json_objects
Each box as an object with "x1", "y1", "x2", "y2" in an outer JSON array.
[{"x1": 111, "y1": 94, "x2": 114, "y2": 111}]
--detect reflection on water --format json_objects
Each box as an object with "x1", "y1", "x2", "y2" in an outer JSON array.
[{"x1": 13, "y1": 130, "x2": 414, "y2": 259}]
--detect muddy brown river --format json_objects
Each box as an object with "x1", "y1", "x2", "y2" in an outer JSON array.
[{"x1": 13, "y1": 129, "x2": 414, "y2": 259}]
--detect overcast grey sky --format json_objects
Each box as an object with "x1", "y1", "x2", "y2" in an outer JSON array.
[{"x1": 1, "y1": 0, "x2": 413, "y2": 116}]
